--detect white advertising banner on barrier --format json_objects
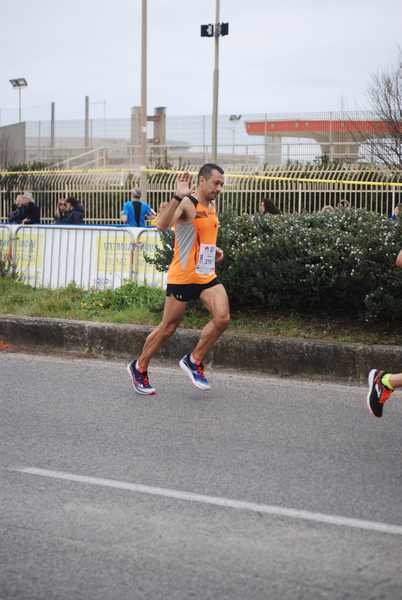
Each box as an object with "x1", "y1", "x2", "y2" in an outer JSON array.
[{"x1": 11, "y1": 225, "x2": 167, "y2": 290}]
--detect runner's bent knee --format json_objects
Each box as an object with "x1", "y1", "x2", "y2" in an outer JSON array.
[
  {"x1": 213, "y1": 313, "x2": 230, "y2": 331},
  {"x1": 160, "y1": 320, "x2": 179, "y2": 337}
]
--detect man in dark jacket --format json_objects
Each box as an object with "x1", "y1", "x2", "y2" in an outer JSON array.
[{"x1": 8, "y1": 193, "x2": 40, "y2": 224}]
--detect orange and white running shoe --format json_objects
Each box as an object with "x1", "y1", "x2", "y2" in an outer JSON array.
[{"x1": 367, "y1": 369, "x2": 393, "y2": 418}]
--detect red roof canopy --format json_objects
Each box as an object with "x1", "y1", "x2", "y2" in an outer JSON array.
[{"x1": 246, "y1": 119, "x2": 401, "y2": 137}]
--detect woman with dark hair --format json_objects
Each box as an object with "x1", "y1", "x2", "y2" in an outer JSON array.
[
  {"x1": 64, "y1": 197, "x2": 85, "y2": 225},
  {"x1": 260, "y1": 197, "x2": 281, "y2": 215}
]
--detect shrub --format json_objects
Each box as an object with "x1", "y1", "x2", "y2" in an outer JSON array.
[
  {"x1": 218, "y1": 210, "x2": 402, "y2": 320},
  {"x1": 145, "y1": 228, "x2": 174, "y2": 272},
  {"x1": 0, "y1": 250, "x2": 19, "y2": 280},
  {"x1": 147, "y1": 209, "x2": 402, "y2": 322}
]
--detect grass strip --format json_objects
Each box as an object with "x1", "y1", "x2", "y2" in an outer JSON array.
[{"x1": 0, "y1": 278, "x2": 401, "y2": 346}]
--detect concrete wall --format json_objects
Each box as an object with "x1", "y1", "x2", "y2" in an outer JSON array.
[{"x1": 0, "y1": 122, "x2": 26, "y2": 168}]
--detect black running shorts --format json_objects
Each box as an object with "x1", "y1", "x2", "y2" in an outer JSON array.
[{"x1": 166, "y1": 278, "x2": 220, "y2": 302}]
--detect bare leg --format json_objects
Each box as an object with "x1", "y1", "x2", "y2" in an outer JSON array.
[
  {"x1": 191, "y1": 284, "x2": 230, "y2": 362},
  {"x1": 389, "y1": 373, "x2": 402, "y2": 388},
  {"x1": 138, "y1": 295, "x2": 187, "y2": 370}
]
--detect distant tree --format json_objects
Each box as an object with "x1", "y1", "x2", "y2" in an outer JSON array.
[{"x1": 365, "y1": 51, "x2": 402, "y2": 169}]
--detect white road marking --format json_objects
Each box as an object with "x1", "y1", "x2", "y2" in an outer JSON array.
[{"x1": 12, "y1": 466, "x2": 402, "y2": 537}]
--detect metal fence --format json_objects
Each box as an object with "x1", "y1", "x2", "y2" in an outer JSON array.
[
  {"x1": 1, "y1": 165, "x2": 402, "y2": 224},
  {"x1": 0, "y1": 224, "x2": 166, "y2": 290}
]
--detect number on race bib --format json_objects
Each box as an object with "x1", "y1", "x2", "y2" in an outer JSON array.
[{"x1": 196, "y1": 243, "x2": 216, "y2": 275}]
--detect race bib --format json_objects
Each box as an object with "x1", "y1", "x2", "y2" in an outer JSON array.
[{"x1": 196, "y1": 243, "x2": 216, "y2": 275}]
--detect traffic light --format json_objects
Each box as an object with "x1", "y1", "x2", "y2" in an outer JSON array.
[{"x1": 201, "y1": 24, "x2": 214, "y2": 37}]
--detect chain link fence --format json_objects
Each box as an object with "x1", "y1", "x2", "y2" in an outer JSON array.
[{"x1": 0, "y1": 108, "x2": 386, "y2": 168}]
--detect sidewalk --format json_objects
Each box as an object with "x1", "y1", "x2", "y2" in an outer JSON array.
[{"x1": 1, "y1": 315, "x2": 402, "y2": 383}]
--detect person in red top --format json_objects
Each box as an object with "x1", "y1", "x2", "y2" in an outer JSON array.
[{"x1": 127, "y1": 163, "x2": 230, "y2": 395}]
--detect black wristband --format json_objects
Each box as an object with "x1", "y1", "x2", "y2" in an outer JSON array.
[{"x1": 173, "y1": 194, "x2": 184, "y2": 203}]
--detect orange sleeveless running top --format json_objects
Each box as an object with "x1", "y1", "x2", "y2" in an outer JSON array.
[{"x1": 167, "y1": 199, "x2": 219, "y2": 285}]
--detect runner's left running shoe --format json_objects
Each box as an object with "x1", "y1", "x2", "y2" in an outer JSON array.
[
  {"x1": 367, "y1": 369, "x2": 392, "y2": 418},
  {"x1": 179, "y1": 354, "x2": 211, "y2": 391},
  {"x1": 127, "y1": 360, "x2": 156, "y2": 395}
]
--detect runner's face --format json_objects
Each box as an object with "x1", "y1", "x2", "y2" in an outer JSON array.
[{"x1": 200, "y1": 170, "x2": 224, "y2": 201}]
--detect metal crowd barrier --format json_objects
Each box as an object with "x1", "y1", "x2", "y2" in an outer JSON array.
[
  {"x1": 0, "y1": 224, "x2": 12, "y2": 259},
  {"x1": 2, "y1": 225, "x2": 166, "y2": 290}
]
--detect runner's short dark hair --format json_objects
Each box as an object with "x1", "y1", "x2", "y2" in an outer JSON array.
[{"x1": 197, "y1": 163, "x2": 224, "y2": 183}]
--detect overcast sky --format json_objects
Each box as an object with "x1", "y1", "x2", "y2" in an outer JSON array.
[{"x1": 1, "y1": 0, "x2": 401, "y2": 123}]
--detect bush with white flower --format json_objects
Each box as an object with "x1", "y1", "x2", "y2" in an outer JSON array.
[{"x1": 147, "y1": 209, "x2": 402, "y2": 322}]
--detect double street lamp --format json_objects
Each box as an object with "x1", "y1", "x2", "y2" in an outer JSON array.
[{"x1": 9, "y1": 77, "x2": 28, "y2": 123}]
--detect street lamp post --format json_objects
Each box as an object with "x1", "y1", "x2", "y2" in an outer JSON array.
[
  {"x1": 201, "y1": 2, "x2": 229, "y2": 163},
  {"x1": 9, "y1": 78, "x2": 28, "y2": 123},
  {"x1": 211, "y1": 0, "x2": 220, "y2": 163},
  {"x1": 140, "y1": 0, "x2": 148, "y2": 197}
]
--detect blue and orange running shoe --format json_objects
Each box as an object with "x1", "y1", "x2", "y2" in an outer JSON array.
[
  {"x1": 127, "y1": 360, "x2": 156, "y2": 395},
  {"x1": 179, "y1": 354, "x2": 210, "y2": 391}
]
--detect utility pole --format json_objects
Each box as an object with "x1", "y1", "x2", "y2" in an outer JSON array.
[
  {"x1": 201, "y1": 2, "x2": 229, "y2": 163},
  {"x1": 140, "y1": 0, "x2": 148, "y2": 197},
  {"x1": 85, "y1": 95, "x2": 90, "y2": 149},
  {"x1": 212, "y1": 0, "x2": 220, "y2": 163},
  {"x1": 50, "y1": 102, "x2": 55, "y2": 149}
]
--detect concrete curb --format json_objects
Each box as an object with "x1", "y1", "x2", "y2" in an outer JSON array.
[{"x1": 1, "y1": 315, "x2": 401, "y2": 383}]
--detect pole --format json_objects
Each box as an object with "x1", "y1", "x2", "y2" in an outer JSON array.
[
  {"x1": 140, "y1": 0, "x2": 148, "y2": 197},
  {"x1": 50, "y1": 102, "x2": 55, "y2": 149},
  {"x1": 85, "y1": 95, "x2": 90, "y2": 149},
  {"x1": 329, "y1": 111, "x2": 333, "y2": 161},
  {"x1": 202, "y1": 115, "x2": 206, "y2": 160},
  {"x1": 103, "y1": 99, "x2": 106, "y2": 141},
  {"x1": 18, "y1": 87, "x2": 22, "y2": 123},
  {"x1": 212, "y1": 0, "x2": 220, "y2": 163}
]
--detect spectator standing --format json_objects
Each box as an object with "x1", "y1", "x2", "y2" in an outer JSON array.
[
  {"x1": 260, "y1": 197, "x2": 281, "y2": 215},
  {"x1": 54, "y1": 198, "x2": 69, "y2": 224},
  {"x1": 63, "y1": 197, "x2": 85, "y2": 225},
  {"x1": 8, "y1": 192, "x2": 40, "y2": 224},
  {"x1": 120, "y1": 188, "x2": 155, "y2": 227},
  {"x1": 390, "y1": 203, "x2": 402, "y2": 221}
]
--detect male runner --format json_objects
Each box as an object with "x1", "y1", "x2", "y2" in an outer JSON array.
[
  {"x1": 127, "y1": 163, "x2": 230, "y2": 395},
  {"x1": 367, "y1": 249, "x2": 402, "y2": 417}
]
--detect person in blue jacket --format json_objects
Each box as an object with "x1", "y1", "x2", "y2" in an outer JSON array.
[{"x1": 120, "y1": 188, "x2": 155, "y2": 227}]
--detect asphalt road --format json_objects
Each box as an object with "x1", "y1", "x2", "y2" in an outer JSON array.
[{"x1": 1, "y1": 351, "x2": 402, "y2": 600}]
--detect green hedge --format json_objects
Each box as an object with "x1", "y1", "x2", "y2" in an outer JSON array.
[{"x1": 149, "y1": 209, "x2": 402, "y2": 322}]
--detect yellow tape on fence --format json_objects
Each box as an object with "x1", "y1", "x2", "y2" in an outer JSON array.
[
  {"x1": 143, "y1": 168, "x2": 402, "y2": 188},
  {"x1": 0, "y1": 167, "x2": 128, "y2": 176},
  {"x1": 0, "y1": 166, "x2": 401, "y2": 188}
]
